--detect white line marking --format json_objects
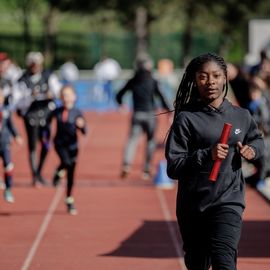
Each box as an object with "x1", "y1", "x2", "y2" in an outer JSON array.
[
  {"x1": 21, "y1": 186, "x2": 64, "y2": 270},
  {"x1": 156, "y1": 188, "x2": 187, "y2": 270}
]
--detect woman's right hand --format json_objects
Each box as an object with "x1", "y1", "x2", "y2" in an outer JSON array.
[{"x1": 211, "y1": 143, "x2": 229, "y2": 160}]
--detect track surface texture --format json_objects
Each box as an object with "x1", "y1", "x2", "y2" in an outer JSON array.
[{"x1": 0, "y1": 111, "x2": 270, "y2": 270}]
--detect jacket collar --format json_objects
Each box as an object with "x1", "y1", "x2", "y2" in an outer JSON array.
[{"x1": 199, "y1": 98, "x2": 231, "y2": 113}]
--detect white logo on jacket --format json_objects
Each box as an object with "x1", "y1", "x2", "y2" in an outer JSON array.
[{"x1": 234, "y1": 128, "x2": 241, "y2": 135}]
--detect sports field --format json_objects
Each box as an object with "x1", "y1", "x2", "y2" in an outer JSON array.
[{"x1": 1, "y1": 112, "x2": 270, "y2": 270}]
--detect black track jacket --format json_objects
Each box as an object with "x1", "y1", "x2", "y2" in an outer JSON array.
[
  {"x1": 48, "y1": 106, "x2": 87, "y2": 148},
  {"x1": 165, "y1": 98, "x2": 264, "y2": 214},
  {"x1": 116, "y1": 70, "x2": 170, "y2": 112}
]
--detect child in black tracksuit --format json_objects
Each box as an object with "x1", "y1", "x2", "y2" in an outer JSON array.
[
  {"x1": 49, "y1": 85, "x2": 87, "y2": 215},
  {"x1": 0, "y1": 89, "x2": 23, "y2": 203},
  {"x1": 165, "y1": 53, "x2": 264, "y2": 270}
]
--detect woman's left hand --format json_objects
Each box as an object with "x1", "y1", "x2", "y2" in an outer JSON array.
[
  {"x1": 76, "y1": 117, "x2": 85, "y2": 129},
  {"x1": 237, "y1": 141, "x2": 255, "y2": 160}
]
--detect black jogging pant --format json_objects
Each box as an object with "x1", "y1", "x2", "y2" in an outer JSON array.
[{"x1": 178, "y1": 206, "x2": 243, "y2": 270}]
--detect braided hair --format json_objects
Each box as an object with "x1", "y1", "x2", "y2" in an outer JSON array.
[{"x1": 173, "y1": 53, "x2": 228, "y2": 121}]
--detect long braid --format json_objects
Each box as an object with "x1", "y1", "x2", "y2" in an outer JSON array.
[{"x1": 173, "y1": 53, "x2": 228, "y2": 121}]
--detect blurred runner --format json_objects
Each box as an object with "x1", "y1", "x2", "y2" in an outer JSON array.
[
  {"x1": 48, "y1": 85, "x2": 87, "y2": 215},
  {"x1": 116, "y1": 54, "x2": 171, "y2": 180},
  {"x1": 17, "y1": 52, "x2": 62, "y2": 186},
  {"x1": 0, "y1": 88, "x2": 23, "y2": 203}
]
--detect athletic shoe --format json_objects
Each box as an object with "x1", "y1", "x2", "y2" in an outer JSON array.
[
  {"x1": 32, "y1": 174, "x2": 48, "y2": 187},
  {"x1": 141, "y1": 171, "x2": 151, "y2": 181},
  {"x1": 65, "y1": 197, "x2": 78, "y2": 215},
  {"x1": 0, "y1": 180, "x2": 5, "y2": 190},
  {"x1": 52, "y1": 172, "x2": 61, "y2": 187},
  {"x1": 256, "y1": 179, "x2": 265, "y2": 189},
  {"x1": 121, "y1": 165, "x2": 130, "y2": 179},
  {"x1": 32, "y1": 177, "x2": 41, "y2": 187},
  {"x1": 52, "y1": 169, "x2": 65, "y2": 187},
  {"x1": 4, "y1": 188, "x2": 15, "y2": 203},
  {"x1": 38, "y1": 175, "x2": 49, "y2": 186}
]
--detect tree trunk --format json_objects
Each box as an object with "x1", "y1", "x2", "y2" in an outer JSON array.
[
  {"x1": 22, "y1": 2, "x2": 31, "y2": 55},
  {"x1": 44, "y1": 5, "x2": 58, "y2": 68},
  {"x1": 135, "y1": 6, "x2": 148, "y2": 59},
  {"x1": 181, "y1": 1, "x2": 196, "y2": 67},
  {"x1": 218, "y1": 35, "x2": 231, "y2": 59}
]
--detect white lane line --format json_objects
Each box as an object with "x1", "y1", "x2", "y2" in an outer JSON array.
[
  {"x1": 156, "y1": 188, "x2": 187, "y2": 270},
  {"x1": 21, "y1": 186, "x2": 64, "y2": 270}
]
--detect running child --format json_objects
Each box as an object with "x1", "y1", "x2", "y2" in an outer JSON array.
[
  {"x1": 0, "y1": 88, "x2": 23, "y2": 203},
  {"x1": 49, "y1": 85, "x2": 87, "y2": 215}
]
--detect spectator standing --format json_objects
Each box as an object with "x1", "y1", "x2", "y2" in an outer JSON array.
[
  {"x1": 59, "y1": 59, "x2": 79, "y2": 85},
  {"x1": 227, "y1": 62, "x2": 250, "y2": 108},
  {"x1": 249, "y1": 49, "x2": 269, "y2": 77},
  {"x1": 94, "y1": 56, "x2": 121, "y2": 107},
  {"x1": 0, "y1": 52, "x2": 22, "y2": 110},
  {"x1": 246, "y1": 80, "x2": 270, "y2": 187}
]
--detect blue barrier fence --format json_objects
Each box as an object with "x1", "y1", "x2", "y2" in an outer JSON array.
[
  {"x1": 72, "y1": 78, "x2": 175, "y2": 112},
  {"x1": 74, "y1": 80, "x2": 118, "y2": 111}
]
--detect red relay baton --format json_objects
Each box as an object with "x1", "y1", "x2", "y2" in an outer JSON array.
[{"x1": 209, "y1": 123, "x2": 232, "y2": 182}]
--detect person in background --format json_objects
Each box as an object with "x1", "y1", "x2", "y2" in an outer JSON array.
[
  {"x1": 0, "y1": 52, "x2": 22, "y2": 83},
  {"x1": 49, "y1": 85, "x2": 87, "y2": 215},
  {"x1": 0, "y1": 52, "x2": 22, "y2": 110},
  {"x1": 59, "y1": 59, "x2": 79, "y2": 85},
  {"x1": 94, "y1": 56, "x2": 121, "y2": 107},
  {"x1": 165, "y1": 53, "x2": 264, "y2": 270},
  {"x1": 17, "y1": 52, "x2": 62, "y2": 186},
  {"x1": 227, "y1": 62, "x2": 250, "y2": 108},
  {"x1": 116, "y1": 54, "x2": 171, "y2": 180},
  {"x1": 249, "y1": 49, "x2": 269, "y2": 77},
  {"x1": 0, "y1": 53, "x2": 23, "y2": 189},
  {"x1": 246, "y1": 80, "x2": 270, "y2": 188},
  {"x1": 247, "y1": 81, "x2": 270, "y2": 139},
  {"x1": 0, "y1": 88, "x2": 23, "y2": 203}
]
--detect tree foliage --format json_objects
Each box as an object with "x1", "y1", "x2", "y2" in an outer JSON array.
[{"x1": 1, "y1": 0, "x2": 270, "y2": 66}]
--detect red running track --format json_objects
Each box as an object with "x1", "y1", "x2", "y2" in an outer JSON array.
[{"x1": 0, "y1": 112, "x2": 270, "y2": 270}]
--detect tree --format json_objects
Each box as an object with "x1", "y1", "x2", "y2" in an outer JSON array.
[
  {"x1": 176, "y1": 0, "x2": 270, "y2": 64},
  {"x1": 1, "y1": 0, "x2": 44, "y2": 55},
  {"x1": 191, "y1": 0, "x2": 270, "y2": 61},
  {"x1": 111, "y1": 0, "x2": 170, "y2": 60}
]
